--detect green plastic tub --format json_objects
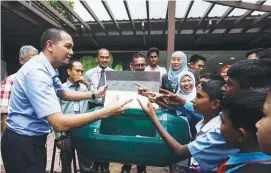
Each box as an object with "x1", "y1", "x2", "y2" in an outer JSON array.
[{"x1": 72, "y1": 107, "x2": 190, "y2": 166}]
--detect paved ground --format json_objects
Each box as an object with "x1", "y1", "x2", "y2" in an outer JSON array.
[{"x1": 1, "y1": 133, "x2": 170, "y2": 173}]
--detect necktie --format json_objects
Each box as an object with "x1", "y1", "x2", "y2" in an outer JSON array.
[
  {"x1": 98, "y1": 69, "x2": 105, "y2": 89},
  {"x1": 97, "y1": 69, "x2": 106, "y2": 104}
]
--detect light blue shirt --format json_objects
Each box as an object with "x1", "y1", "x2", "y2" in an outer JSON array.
[
  {"x1": 55, "y1": 80, "x2": 91, "y2": 139},
  {"x1": 60, "y1": 80, "x2": 89, "y2": 115},
  {"x1": 187, "y1": 115, "x2": 239, "y2": 171},
  {"x1": 175, "y1": 101, "x2": 203, "y2": 123},
  {"x1": 171, "y1": 101, "x2": 239, "y2": 171},
  {"x1": 225, "y1": 152, "x2": 271, "y2": 173},
  {"x1": 6, "y1": 52, "x2": 63, "y2": 136}
]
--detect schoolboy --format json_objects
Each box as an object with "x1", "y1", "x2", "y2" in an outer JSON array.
[
  {"x1": 138, "y1": 80, "x2": 239, "y2": 172},
  {"x1": 219, "y1": 89, "x2": 271, "y2": 173}
]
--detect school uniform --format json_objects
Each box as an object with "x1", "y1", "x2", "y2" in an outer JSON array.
[
  {"x1": 217, "y1": 152, "x2": 271, "y2": 173},
  {"x1": 172, "y1": 101, "x2": 239, "y2": 171},
  {"x1": 187, "y1": 115, "x2": 239, "y2": 172}
]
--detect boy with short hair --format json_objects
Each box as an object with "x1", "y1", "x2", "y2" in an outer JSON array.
[
  {"x1": 219, "y1": 89, "x2": 271, "y2": 173},
  {"x1": 138, "y1": 80, "x2": 239, "y2": 172},
  {"x1": 222, "y1": 59, "x2": 271, "y2": 97},
  {"x1": 199, "y1": 73, "x2": 224, "y2": 85},
  {"x1": 256, "y1": 89, "x2": 271, "y2": 156}
]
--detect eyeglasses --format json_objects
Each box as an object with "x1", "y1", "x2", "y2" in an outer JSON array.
[{"x1": 133, "y1": 63, "x2": 146, "y2": 68}]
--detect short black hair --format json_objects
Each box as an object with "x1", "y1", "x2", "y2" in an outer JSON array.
[
  {"x1": 190, "y1": 54, "x2": 206, "y2": 63},
  {"x1": 97, "y1": 48, "x2": 110, "y2": 57},
  {"x1": 200, "y1": 73, "x2": 224, "y2": 82},
  {"x1": 131, "y1": 52, "x2": 146, "y2": 63},
  {"x1": 245, "y1": 48, "x2": 264, "y2": 59},
  {"x1": 68, "y1": 59, "x2": 81, "y2": 70},
  {"x1": 41, "y1": 28, "x2": 69, "y2": 50},
  {"x1": 201, "y1": 80, "x2": 225, "y2": 102},
  {"x1": 227, "y1": 59, "x2": 271, "y2": 88},
  {"x1": 223, "y1": 88, "x2": 269, "y2": 140},
  {"x1": 259, "y1": 48, "x2": 271, "y2": 60},
  {"x1": 147, "y1": 47, "x2": 159, "y2": 58}
]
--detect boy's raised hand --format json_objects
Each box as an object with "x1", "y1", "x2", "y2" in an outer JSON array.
[
  {"x1": 137, "y1": 98, "x2": 157, "y2": 120},
  {"x1": 133, "y1": 82, "x2": 152, "y2": 97},
  {"x1": 159, "y1": 88, "x2": 185, "y2": 106}
]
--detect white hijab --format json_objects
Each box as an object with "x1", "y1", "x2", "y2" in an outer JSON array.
[{"x1": 176, "y1": 71, "x2": 196, "y2": 101}]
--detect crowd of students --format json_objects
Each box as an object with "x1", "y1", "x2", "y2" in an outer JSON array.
[
  {"x1": 137, "y1": 52, "x2": 271, "y2": 173},
  {"x1": 0, "y1": 28, "x2": 271, "y2": 173}
]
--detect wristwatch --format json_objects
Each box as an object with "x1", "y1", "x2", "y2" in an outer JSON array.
[{"x1": 92, "y1": 93, "x2": 96, "y2": 100}]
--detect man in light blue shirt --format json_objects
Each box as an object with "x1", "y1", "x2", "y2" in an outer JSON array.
[
  {"x1": 1, "y1": 28, "x2": 132, "y2": 173},
  {"x1": 56, "y1": 59, "x2": 99, "y2": 173}
]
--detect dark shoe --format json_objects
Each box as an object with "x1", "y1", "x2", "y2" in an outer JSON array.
[{"x1": 102, "y1": 168, "x2": 110, "y2": 173}]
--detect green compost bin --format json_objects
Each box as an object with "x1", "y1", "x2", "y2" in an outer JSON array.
[{"x1": 72, "y1": 107, "x2": 190, "y2": 166}]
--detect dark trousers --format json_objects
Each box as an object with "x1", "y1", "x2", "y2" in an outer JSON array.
[
  {"x1": 1, "y1": 129, "x2": 47, "y2": 173},
  {"x1": 60, "y1": 141, "x2": 72, "y2": 173},
  {"x1": 59, "y1": 136, "x2": 93, "y2": 173},
  {"x1": 122, "y1": 164, "x2": 146, "y2": 172}
]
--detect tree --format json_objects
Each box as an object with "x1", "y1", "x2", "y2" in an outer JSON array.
[{"x1": 46, "y1": 0, "x2": 75, "y2": 21}]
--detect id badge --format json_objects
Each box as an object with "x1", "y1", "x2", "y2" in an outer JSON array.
[{"x1": 73, "y1": 102, "x2": 80, "y2": 114}]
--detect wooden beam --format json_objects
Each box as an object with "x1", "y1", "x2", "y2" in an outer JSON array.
[
  {"x1": 102, "y1": 0, "x2": 122, "y2": 35},
  {"x1": 58, "y1": 1, "x2": 92, "y2": 32},
  {"x1": 193, "y1": 3, "x2": 215, "y2": 35},
  {"x1": 58, "y1": 1, "x2": 99, "y2": 46},
  {"x1": 196, "y1": 6, "x2": 234, "y2": 44},
  {"x1": 240, "y1": 12, "x2": 271, "y2": 33},
  {"x1": 35, "y1": 1, "x2": 77, "y2": 31},
  {"x1": 146, "y1": 0, "x2": 150, "y2": 35},
  {"x1": 2, "y1": 1, "x2": 44, "y2": 28},
  {"x1": 224, "y1": 0, "x2": 266, "y2": 34},
  {"x1": 251, "y1": 25, "x2": 270, "y2": 44},
  {"x1": 205, "y1": 0, "x2": 271, "y2": 12},
  {"x1": 209, "y1": 7, "x2": 234, "y2": 34},
  {"x1": 123, "y1": 0, "x2": 136, "y2": 35},
  {"x1": 5, "y1": 27, "x2": 265, "y2": 37},
  {"x1": 80, "y1": 0, "x2": 107, "y2": 34},
  {"x1": 178, "y1": 0, "x2": 194, "y2": 34},
  {"x1": 167, "y1": 1, "x2": 176, "y2": 70},
  {"x1": 16, "y1": 1, "x2": 61, "y2": 28}
]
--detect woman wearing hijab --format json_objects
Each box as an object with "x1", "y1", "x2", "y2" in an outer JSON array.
[
  {"x1": 176, "y1": 71, "x2": 197, "y2": 101},
  {"x1": 169, "y1": 71, "x2": 197, "y2": 173},
  {"x1": 176, "y1": 70, "x2": 200, "y2": 135},
  {"x1": 161, "y1": 51, "x2": 188, "y2": 93}
]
